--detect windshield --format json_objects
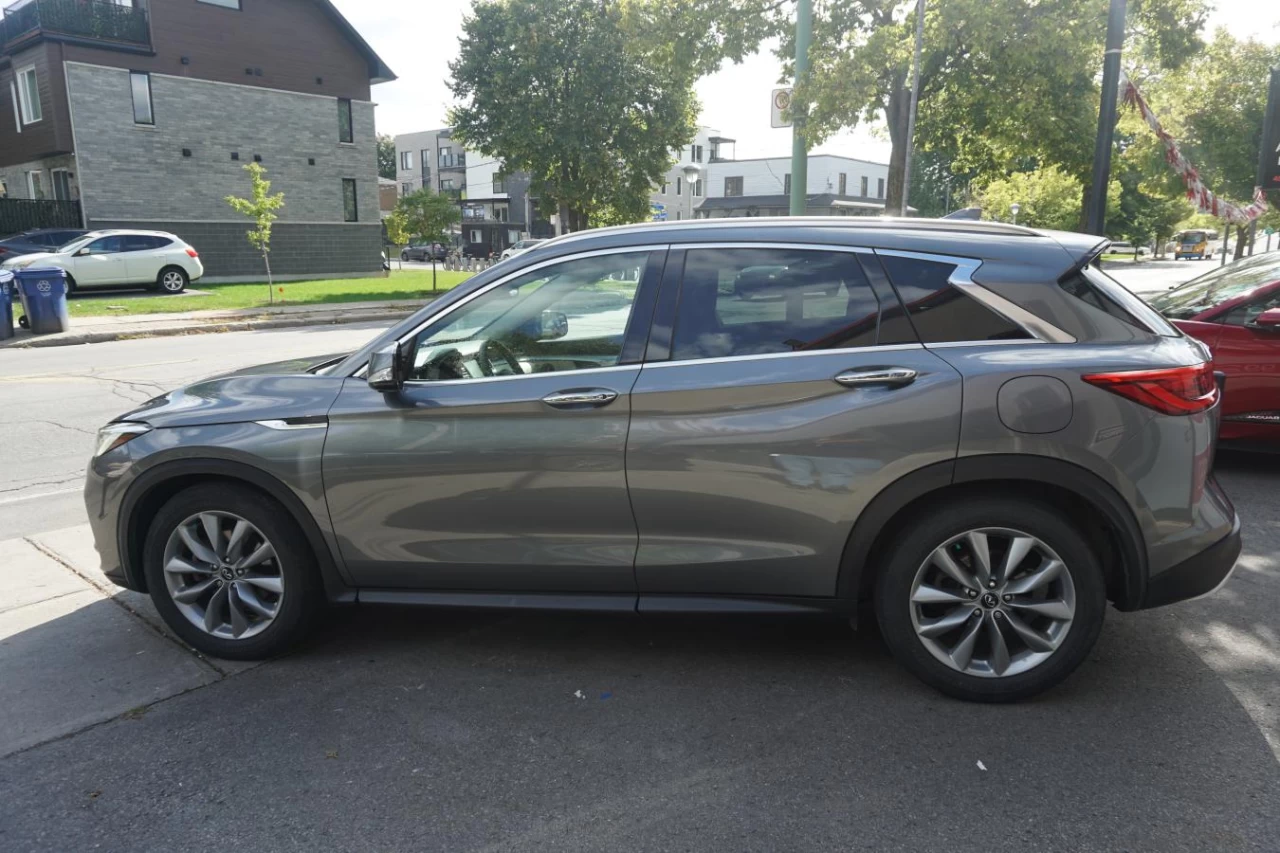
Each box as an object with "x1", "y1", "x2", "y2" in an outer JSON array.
[
  {"x1": 1177, "y1": 231, "x2": 1207, "y2": 244},
  {"x1": 1149, "y1": 254, "x2": 1280, "y2": 319},
  {"x1": 57, "y1": 235, "x2": 96, "y2": 252}
]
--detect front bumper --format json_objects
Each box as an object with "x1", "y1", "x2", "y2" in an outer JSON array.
[
  {"x1": 84, "y1": 453, "x2": 138, "y2": 591},
  {"x1": 1139, "y1": 514, "x2": 1242, "y2": 609}
]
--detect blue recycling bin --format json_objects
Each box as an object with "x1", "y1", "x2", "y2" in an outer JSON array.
[
  {"x1": 15, "y1": 268, "x2": 71, "y2": 335},
  {"x1": 0, "y1": 271, "x2": 14, "y2": 341}
]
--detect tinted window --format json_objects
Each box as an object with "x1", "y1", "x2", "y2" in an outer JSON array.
[
  {"x1": 337, "y1": 98, "x2": 354, "y2": 144},
  {"x1": 1063, "y1": 266, "x2": 1178, "y2": 336},
  {"x1": 1149, "y1": 253, "x2": 1280, "y2": 319},
  {"x1": 123, "y1": 235, "x2": 169, "y2": 251},
  {"x1": 1222, "y1": 289, "x2": 1280, "y2": 326},
  {"x1": 877, "y1": 255, "x2": 1031, "y2": 343},
  {"x1": 671, "y1": 248, "x2": 881, "y2": 360},
  {"x1": 86, "y1": 236, "x2": 125, "y2": 253}
]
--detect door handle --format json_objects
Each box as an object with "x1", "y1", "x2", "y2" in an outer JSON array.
[
  {"x1": 833, "y1": 367, "x2": 918, "y2": 388},
  {"x1": 542, "y1": 389, "x2": 619, "y2": 408}
]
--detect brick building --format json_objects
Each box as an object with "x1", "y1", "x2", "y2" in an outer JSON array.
[{"x1": 0, "y1": 0, "x2": 394, "y2": 281}]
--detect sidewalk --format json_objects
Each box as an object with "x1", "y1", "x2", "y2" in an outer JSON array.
[{"x1": 0, "y1": 296, "x2": 436, "y2": 349}]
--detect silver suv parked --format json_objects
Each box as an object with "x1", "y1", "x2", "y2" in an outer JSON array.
[{"x1": 86, "y1": 219, "x2": 1241, "y2": 702}]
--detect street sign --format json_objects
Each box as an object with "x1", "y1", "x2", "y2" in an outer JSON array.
[
  {"x1": 1261, "y1": 68, "x2": 1280, "y2": 192},
  {"x1": 771, "y1": 88, "x2": 793, "y2": 128}
]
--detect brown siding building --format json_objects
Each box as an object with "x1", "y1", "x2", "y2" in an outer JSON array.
[{"x1": 0, "y1": 0, "x2": 394, "y2": 280}]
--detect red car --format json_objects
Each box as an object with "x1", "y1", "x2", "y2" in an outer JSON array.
[{"x1": 1149, "y1": 253, "x2": 1280, "y2": 449}]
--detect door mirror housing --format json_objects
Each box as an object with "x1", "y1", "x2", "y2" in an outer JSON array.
[
  {"x1": 367, "y1": 343, "x2": 408, "y2": 392},
  {"x1": 1252, "y1": 307, "x2": 1280, "y2": 330},
  {"x1": 75, "y1": 247, "x2": 91, "y2": 257},
  {"x1": 516, "y1": 309, "x2": 569, "y2": 341}
]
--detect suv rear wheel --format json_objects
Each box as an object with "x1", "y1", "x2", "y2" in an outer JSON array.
[
  {"x1": 874, "y1": 497, "x2": 1106, "y2": 702},
  {"x1": 143, "y1": 484, "x2": 322, "y2": 659},
  {"x1": 156, "y1": 266, "x2": 188, "y2": 294}
]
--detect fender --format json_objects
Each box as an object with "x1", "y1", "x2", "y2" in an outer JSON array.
[
  {"x1": 835, "y1": 455, "x2": 1148, "y2": 611},
  {"x1": 117, "y1": 458, "x2": 354, "y2": 602}
]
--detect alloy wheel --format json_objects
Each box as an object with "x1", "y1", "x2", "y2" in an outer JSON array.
[
  {"x1": 162, "y1": 511, "x2": 284, "y2": 640},
  {"x1": 162, "y1": 271, "x2": 185, "y2": 292},
  {"x1": 909, "y1": 527, "x2": 1075, "y2": 678}
]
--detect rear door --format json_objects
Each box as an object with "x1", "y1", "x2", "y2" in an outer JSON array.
[
  {"x1": 627, "y1": 244, "x2": 963, "y2": 599},
  {"x1": 121, "y1": 235, "x2": 167, "y2": 284}
]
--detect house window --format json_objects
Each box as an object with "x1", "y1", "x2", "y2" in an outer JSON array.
[
  {"x1": 692, "y1": 144, "x2": 703, "y2": 163},
  {"x1": 469, "y1": 229, "x2": 483, "y2": 244},
  {"x1": 493, "y1": 173, "x2": 507, "y2": 194},
  {"x1": 839, "y1": 173, "x2": 847, "y2": 195},
  {"x1": 197, "y1": 0, "x2": 242, "y2": 8},
  {"x1": 342, "y1": 179, "x2": 358, "y2": 221},
  {"x1": 441, "y1": 178, "x2": 455, "y2": 191},
  {"x1": 400, "y1": 150, "x2": 413, "y2": 170},
  {"x1": 725, "y1": 176, "x2": 743, "y2": 197},
  {"x1": 16, "y1": 65, "x2": 41, "y2": 125},
  {"x1": 51, "y1": 169, "x2": 72, "y2": 201},
  {"x1": 26, "y1": 170, "x2": 45, "y2": 199},
  {"x1": 130, "y1": 72, "x2": 154, "y2": 125},
  {"x1": 860, "y1": 176, "x2": 868, "y2": 196},
  {"x1": 438, "y1": 146, "x2": 452, "y2": 167},
  {"x1": 783, "y1": 174, "x2": 791, "y2": 195},
  {"x1": 401, "y1": 182, "x2": 412, "y2": 196},
  {"x1": 877, "y1": 178, "x2": 885, "y2": 199},
  {"x1": 676, "y1": 177, "x2": 682, "y2": 196},
  {"x1": 337, "y1": 98, "x2": 353, "y2": 143},
  {"x1": 661, "y1": 181, "x2": 669, "y2": 195},
  {"x1": 693, "y1": 179, "x2": 702, "y2": 198}
]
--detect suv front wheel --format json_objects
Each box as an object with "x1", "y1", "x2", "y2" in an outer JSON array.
[
  {"x1": 143, "y1": 484, "x2": 322, "y2": 660},
  {"x1": 875, "y1": 498, "x2": 1106, "y2": 702}
]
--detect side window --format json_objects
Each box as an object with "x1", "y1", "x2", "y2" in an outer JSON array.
[
  {"x1": 122, "y1": 235, "x2": 167, "y2": 252},
  {"x1": 670, "y1": 248, "x2": 881, "y2": 361},
  {"x1": 1222, "y1": 291, "x2": 1280, "y2": 327},
  {"x1": 877, "y1": 255, "x2": 1031, "y2": 343},
  {"x1": 406, "y1": 251, "x2": 652, "y2": 382},
  {"x1": 85, "y1": 236, "x2": 124, "y2": 254}
]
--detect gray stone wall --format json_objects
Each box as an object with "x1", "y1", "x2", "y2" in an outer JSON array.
[
  {"x1": 66, "y1": 62, "x2": 379, "y2": 224},
  {"x1": 0, "y1": 154, "x2": 78, "y2": 202},
  {"x1": 89, "y1": 219, "x2": 384, "y2": 281}
]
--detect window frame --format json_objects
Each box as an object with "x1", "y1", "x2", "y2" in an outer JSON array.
[
  {"x1": 10, "y1": 81, "x2": 23, "y2": 133},
  {"x1": 400, "y1": 150, "x2": 413, "y2": 170},
  {"x1": 130, "y1": 71, "x2": 154, "y2": 126},
  {"x1": 337, "y1": 97, "x2": 354, "y2": 144},
  {"x1": 197, "y1": 0, "x2": 242, "y2": 8},
  {"x1": 50, "y1": 168, "x2": 72, "y2": 201},
  {"x1": 342, "y1": 178, "x2": 358, "y2": 222},
  {"x1": 16, "y1": 65, "x2": 41, "y2": 125},
  {"x1": 26, "y1": 170, "x2": 44, "y2": 199},
  {"x1": 724, "y1": 176, "x2": 743, "y2": 197}
]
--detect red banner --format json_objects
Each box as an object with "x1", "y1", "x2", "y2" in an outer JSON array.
[{"x1": 1120, "y1": 70, "x2": 1268, "y2": 225}]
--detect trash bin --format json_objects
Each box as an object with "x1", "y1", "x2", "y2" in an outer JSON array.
[
  {"x1": 0, "y1": 271, "x2": 14, "y2": 341},
  {"x1": 15, "y1": 268, "x2": 70, "y2": 335}
]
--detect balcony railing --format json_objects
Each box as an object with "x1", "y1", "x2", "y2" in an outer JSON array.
[
  {"x1": 438, "y1": 153, "x2": 467, "y2": 170},
  {"x1": 1, "y1": 0, "x2": 150, "y2": 48}
]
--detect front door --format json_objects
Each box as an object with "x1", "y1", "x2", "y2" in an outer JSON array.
[
  {"x1": 627, "y1": 245, "x2": 963, "y2": 599},
  {"x1": 71, "y1": 234, "x2": 128, "y2": 285},
  {"x1": 1215, "y1": 286, "x2": 1280, "y2": 439},
  {"x1": 323, "y1": 248, "x2": 665, "y2": 592}
]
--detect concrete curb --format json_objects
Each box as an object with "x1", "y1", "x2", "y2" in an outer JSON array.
[{"x1": 0, "y1": 305, "x2": 420, "y2": 349}]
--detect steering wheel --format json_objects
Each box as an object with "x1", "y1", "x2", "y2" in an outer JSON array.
[{"x1": 476, "y1": 339, "x2": 525, "y2": 377}]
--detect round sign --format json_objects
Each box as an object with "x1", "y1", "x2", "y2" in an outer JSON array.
[{"x1": 773, "y1": 89, "x2": 792, "y2": 112}]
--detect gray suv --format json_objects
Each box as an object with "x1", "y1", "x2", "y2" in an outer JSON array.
[{"x1": 86, "y1": 219, "x2": 1241, "y2": 702}]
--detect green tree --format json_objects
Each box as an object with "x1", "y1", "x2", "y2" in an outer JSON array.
[
  {"x1": 789, "y1": 0, "x2": 1209, "y2": 219},
  {"x1": 450, "y1": 0, "x2": 700, "y2": 231},
  {"x1": 225, "y1": 163, "x2": 285, "y2": 303},
  {"x1": 384, "y1": 208, "x2": 411, "y2": 269},
  {"x1": 377, "y1": 134, "x2": 397, "y2": 181},
  {"x1": 396, "y1": 189, "x2": 461, "y2": 243},
  {"x1": 976, "y1": 166, "x2": 1120, "y2": 232}
]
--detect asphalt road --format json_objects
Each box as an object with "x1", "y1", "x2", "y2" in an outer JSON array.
[{"x1": 1, "y1": 280, "x2": 1277, "y2": 851}]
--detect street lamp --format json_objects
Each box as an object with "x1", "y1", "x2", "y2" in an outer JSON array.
[{"x1": 1010, "y1": 203, "x2": 1021, "y2": 225}]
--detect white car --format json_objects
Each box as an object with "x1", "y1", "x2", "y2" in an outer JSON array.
[
  {"x1": 1, "y1": 229, "x2": 204, "y2": 293},
  {"x1": 500, "y1": 238, "x2": 547, "y2": 261}
]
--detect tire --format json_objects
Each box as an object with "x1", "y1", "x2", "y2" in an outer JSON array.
[
  {"x1": 156, "y1": 266, "x2": 189, "y2": 294},
  {"x1": 874, "y1": 497, "x2": 1106, "y2": 703},
  {"x1": 401, "y1": 250, "x2": 410, "y2": 262},
  {"x1": 64, "y1": 274, "x2": 77, "y2": 295},
  {"x1": 143, "y1": 483, "x2": 324, "y2": 660}
]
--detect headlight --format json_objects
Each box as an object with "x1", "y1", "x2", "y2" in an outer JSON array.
[{"x1": 94, "y1": 422, "x2": 152, "y2": 458}]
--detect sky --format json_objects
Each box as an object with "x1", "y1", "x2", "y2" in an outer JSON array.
[{"x1": 331, "y1": 0, "x2": 1280, "y2": 165}]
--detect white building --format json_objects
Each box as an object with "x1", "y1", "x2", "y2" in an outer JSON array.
[
  {"x1": 696, "y1": 154, "x2": 893, "y2": 218},
  {"x1": 648, "y1": 127, "x2": 735, "y2": 222}
]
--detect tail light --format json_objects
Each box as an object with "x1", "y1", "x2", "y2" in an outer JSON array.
[
  {"x1": 1082, "y1": 363, "x2": 1218, "y2": 415},
  {"x1": 185, "y1": 248, "x2": 199, "y2": 258}
]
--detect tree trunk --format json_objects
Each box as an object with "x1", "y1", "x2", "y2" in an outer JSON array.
[
  {"x1": 884, "y1": 82, "x2": 910, "y2": 217},
  {"x1": 263, "y1": 250, "x2": 274, "y2": 305},
  {"x1": 557, "y1": 201, "x2": 570, "y2": 236}
]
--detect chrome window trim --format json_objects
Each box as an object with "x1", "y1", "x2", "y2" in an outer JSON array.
[
  {"x1": 676, "y1": 241, "x2": 874, "y2": 254},
  {"x1": 400, "y1": 364, "x2": 639, "y2": 389},
  {"x1": 642, "y1": 343, "x2": 925, "y2": 370},
  {"x1": 876, "y1": 248, "x2": 1077, "y2": 345}
]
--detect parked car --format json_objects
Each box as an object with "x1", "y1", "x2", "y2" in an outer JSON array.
[
  {"x1": 1173, "y1": 229, "x2": 1217, "y2": 260},
  {"x1": 1106, "y1": 240, "x2": 1147, "y2": 258},
  {"x1": 0, "y1": 228, "x2": 89, "y2": 263},
  {"x1": 86, "y1": 218, "x2": 1240, "y2": 702},
  {"x1": 401, "y1": 241, "x2": 448, "y2": 262},
  {"x1": 1148, "y1": 252, "x2": 1280, "y2": 449},
  {"x1": 0, "y1": 229, "x2": 203, "y2": 293},
  {"x1": 500, "y1": 238, "x2": 547, "y2": 260}
]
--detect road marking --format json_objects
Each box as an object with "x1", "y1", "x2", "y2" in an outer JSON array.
[{"x1": 0, "y1": 487, "x2": 81, "y2": 506}]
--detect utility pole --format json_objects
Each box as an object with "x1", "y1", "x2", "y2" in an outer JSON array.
[
  {"x1": 1085, "y1": 0, "x2": 1126, "y2": 236},
  {"x1": 1248, "y1": 67, "x2": 1280, "y2": 256},
  {"x1": 900, "y1": 0, "x2": 926, "y2": 217},
  {"x1": 789, "y1": 0, "x2": 812, "y2": 216}
]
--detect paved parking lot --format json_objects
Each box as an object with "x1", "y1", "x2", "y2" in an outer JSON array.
[{"x1": 1, "y1": 322, "x2": 1277, "y2": 852}]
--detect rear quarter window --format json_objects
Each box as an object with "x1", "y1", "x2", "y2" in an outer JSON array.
[
  {"x1": 1063, "y1": 266, "x2": 1179, "y2": 336},
  {"x1": 877, "y1": 255, "x2": 1032, "y2": 344}
]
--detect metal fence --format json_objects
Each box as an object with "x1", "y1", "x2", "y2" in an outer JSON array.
[
  {"x1": 0, "y1": 199, "x2": 83, "y2": 237},
  {"x1": 1, "y1": 0, "x2": 150, "y2": 47}
]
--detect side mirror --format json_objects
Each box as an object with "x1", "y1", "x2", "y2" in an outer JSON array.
[
  {"x1": 1252, "y1": 307, "x2": 1280, "y2": 330},
  {"x1": 367, "y1": 343, "x2": 406, "y2": 392},
  {"x1": 75, "y1": 247, "x2": 90, "y2": 257},
  {"x1": 541, "y1": 310, "x2": 569, "y2": 340}
]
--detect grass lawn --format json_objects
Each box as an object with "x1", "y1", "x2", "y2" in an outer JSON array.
[
  {"x1": 1099, "y1": 253, "x2": 1145, "y2": 262},
  {"x1": 14, "y1": 270, "x2": 473, "y2": 319}
]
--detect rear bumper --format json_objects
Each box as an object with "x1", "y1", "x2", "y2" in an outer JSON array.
[{"x1": 1138, "y1": 514, "x2": 1242, "y2": 609}]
